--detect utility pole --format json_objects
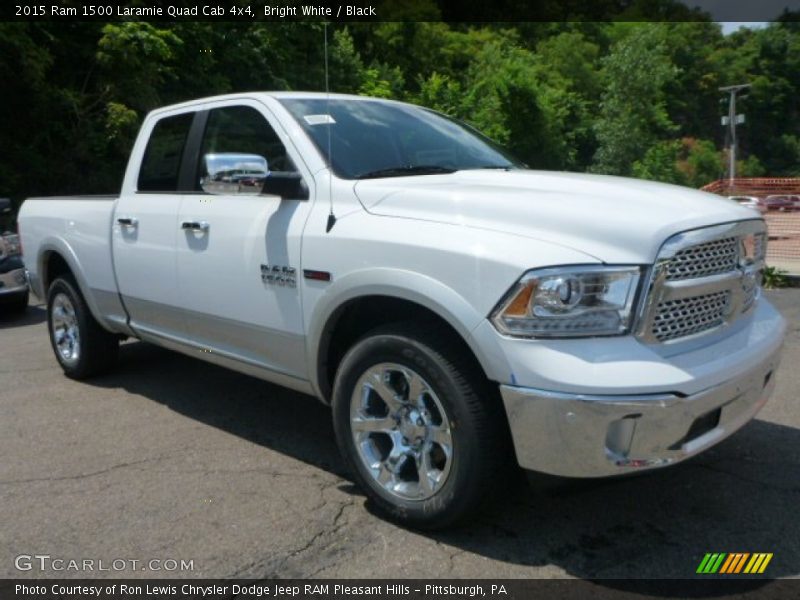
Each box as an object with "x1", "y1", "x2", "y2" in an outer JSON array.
[{"x1": 719, "y1": 83, "x2": 751, "y2": 186}]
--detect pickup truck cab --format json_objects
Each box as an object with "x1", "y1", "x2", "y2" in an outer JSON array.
[{"x1": 19, "y1": 92, "x2": 786, "y2": 528}]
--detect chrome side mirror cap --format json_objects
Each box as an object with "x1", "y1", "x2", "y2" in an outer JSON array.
[{"x1": 200, "y1": 153, "x2": 269, "y2": 195}]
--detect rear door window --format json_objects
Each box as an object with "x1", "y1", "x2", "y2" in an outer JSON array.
[{"x1": 137, "y1": 113, "x2": 194, "y2": 192}]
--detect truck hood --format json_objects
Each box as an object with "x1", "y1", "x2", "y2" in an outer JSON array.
[{"x1": 353, "y1": 170, "x2": 759, "y2": 264}]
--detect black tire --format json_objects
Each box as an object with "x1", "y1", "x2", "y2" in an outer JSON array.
[
  {"x1": 1, "y1": 289, "x2": 28, "y2": 314},
  {"x1": 332, "y1": 321, "x2": 512, "y2": 529},
  {"x1": 46, "y1": 275, "x2": 118, "y2": 379}
]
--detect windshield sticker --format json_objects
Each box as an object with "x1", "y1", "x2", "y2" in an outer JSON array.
[{"x1": 304, "y1": 114, "x2": 336, "y2": 125}]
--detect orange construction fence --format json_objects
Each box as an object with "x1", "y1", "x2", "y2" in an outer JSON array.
[{"x1": 701, "y1": 178, "x2": 800, "y2": 273}]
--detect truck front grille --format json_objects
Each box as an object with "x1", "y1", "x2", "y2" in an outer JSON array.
[
  {"x1": 638, "y1": 221, "x2": 766, "y2": 344},
  {"x1": 651, "y1": 290, "x2": 731, "y2": 342},
  {"x1": 666, "y1": 237, "x2": 738, "y2": 281}
]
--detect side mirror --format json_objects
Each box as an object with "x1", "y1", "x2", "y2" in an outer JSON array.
[
  {"x1": 262, "y1": 172, "x2": 309, "y2": 200},
  {"x1": 200, "y1": 153, "x2": 269, "y2": 195}
]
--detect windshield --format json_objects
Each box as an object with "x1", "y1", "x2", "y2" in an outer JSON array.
[{"x1": 279, "y1": 98, "x2": 524, "y2": 179}]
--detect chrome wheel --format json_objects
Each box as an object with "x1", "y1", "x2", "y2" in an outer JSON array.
[
  {"x1": 51, "y1": 293, "x2": 80, "y2": 364},
  {"x1": 350, "y1": 363, "x2": 454, "y2": 501}
]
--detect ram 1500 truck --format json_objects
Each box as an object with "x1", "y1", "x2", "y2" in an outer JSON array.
[{"x1": 19, "y1": 93, "x2": 786, "y2": 528}]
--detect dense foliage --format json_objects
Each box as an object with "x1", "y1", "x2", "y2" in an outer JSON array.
[{"x1": 1, "y1": 19, "x2": 799, "y2": 207}]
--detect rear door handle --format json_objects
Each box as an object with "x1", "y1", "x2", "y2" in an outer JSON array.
[
  {"x1": 181, "y1": 220, "x2": 210, "y2": 232},
  {"x1": 117, "y1": 217, "x2": 138, "y2": 227}
]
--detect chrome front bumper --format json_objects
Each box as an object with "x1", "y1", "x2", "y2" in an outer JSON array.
[
  {"x1": 0, "y1": 265, "x2": 28, "y2": 296},
  {"x1": 500, "y1": 342, "x2": 783, "y2": 478}
]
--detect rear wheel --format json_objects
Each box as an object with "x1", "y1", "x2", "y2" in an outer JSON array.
[
  {"x1": 47, "y1": 275, "x2": 118, "y2": 379},
  {"x1": 332, "y1": 322, "x2": 511, "y2": 529}
]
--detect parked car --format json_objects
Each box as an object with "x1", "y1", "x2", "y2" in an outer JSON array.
[
  {"x1": 727, "y1": 195, "x2": 766, "y2": 214},
  {"x1": 787, "y1": 194, "x2": 800, "y2": 211},
  {"x1": 764, "y1": 195, "x2": 795, "y2": 211},
  {"x1": 18, "y1": 93, "x2": 786, "y2": 528},
  {"x1": 0, "y1": 198, "x2": 29, "y2": 313}
]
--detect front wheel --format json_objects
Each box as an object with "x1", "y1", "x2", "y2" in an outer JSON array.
[
  {"x1": 47, "y1": 275, "x2": 118, "y2": 379},
  {"x1": 332, "y1": 322, "x2": 511, "y2": 529}
]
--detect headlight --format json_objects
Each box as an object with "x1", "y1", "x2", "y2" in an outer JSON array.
[{"x1": 491, "y1": 265, "x2": 643, "y2": 338}]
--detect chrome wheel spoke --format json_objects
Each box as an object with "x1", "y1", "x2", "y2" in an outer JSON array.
[
  {"x1": 376, "y1": 463, "x2": 395, "y2": 486},
  {"x1": 405, "y1": 372, "x2": 427, "y2": 405},
  {"x1": 416, "y1": 451, "x2": 435, "y2": 495},
  {"x1": 352, "y1": 415, "x2": 395, "y2": 435},
  {"x1": 429, "y1": 425, "x2": 452, "y2": 449},
  {"x1": 368, "y1": 371, "x2": 404, "y2": 412},
  {"x1": 390, "y1": 454, "x2": 410, "y2": 476}
]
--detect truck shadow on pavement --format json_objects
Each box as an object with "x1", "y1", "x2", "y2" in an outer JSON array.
[
  {"x1": 0, "y1": 305, "x2": 46, "y2": 328},
  {"x1": 87, "y1": 340, "x2": 800, "y2": 586}
]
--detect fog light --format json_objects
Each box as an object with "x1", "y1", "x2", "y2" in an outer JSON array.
[{"x1": 605, "y1": 416, "x2": 638, "y2": 458}]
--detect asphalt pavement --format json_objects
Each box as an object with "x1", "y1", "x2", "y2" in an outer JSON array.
[{"x1": 1, "y1": 291, "x2": 798, "y2": 580}]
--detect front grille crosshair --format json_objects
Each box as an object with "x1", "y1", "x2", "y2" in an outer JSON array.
[
  {"x1": 666, "y1": 237, "x2": 739, "y2": 281},
  {"x1": 651, "y1": 290, "x2": 731, "y2": 342}
]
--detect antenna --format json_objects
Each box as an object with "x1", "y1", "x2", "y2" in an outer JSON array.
[{"x1": 324, "y1": 22, "x2": 337, "y2": 233}]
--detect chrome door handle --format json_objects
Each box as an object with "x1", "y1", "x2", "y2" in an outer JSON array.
[
  {"x1": 181, "y1": 220, "x2": 210, "y2": 232},
  {"x1": 117, "y1": 217, "x2": 138, "y2": 227}
]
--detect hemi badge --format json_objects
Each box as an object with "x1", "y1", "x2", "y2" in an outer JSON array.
[{"x1": 304, "y1": 270, "x2": 332, "y2": 282}]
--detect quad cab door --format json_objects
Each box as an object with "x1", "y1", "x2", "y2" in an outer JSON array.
[
  {"x1": 176, "y1": 100, "x2": 313, "y2": 380},
  {"x1": 112, "y1": 110, "x2": 196, "y2": 340}
]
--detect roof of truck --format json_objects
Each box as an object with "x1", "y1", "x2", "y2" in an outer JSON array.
[{"x1": 148, "y1": 91, "x2": 404, "y2": 117}]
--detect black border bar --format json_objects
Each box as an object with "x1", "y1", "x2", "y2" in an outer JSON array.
[
  {"x1": 3, "y1": 579, "x2": 800, "y2": 600},
  {"x1": 3, "y1": 0, "x2": 800, "y2": 22}
]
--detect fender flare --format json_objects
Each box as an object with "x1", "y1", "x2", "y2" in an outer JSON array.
[
  {"x1": 37, "y1": 237, "x2": 114, "y2": 331},
  {"x1": 306, "y1": 268, "x2": 505, "y2": 399}
]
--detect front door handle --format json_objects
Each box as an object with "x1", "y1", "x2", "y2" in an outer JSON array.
[
  {"x1": 181, "y1": 220, "x2": 210, "y2": 232},
  {"x1": 117, "y1": 216, "x2": 138, "y2": 227}
]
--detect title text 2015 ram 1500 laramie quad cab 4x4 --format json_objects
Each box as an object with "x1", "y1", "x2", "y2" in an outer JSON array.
[{"x1": 19, "y1": 93, "x2": 786, "y2": 528}]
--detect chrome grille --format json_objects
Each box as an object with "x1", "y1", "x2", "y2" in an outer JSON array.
[
  {"x1": 637, "y1": 220, "x2": 766, "y2": 344},
  {"x1": 666, "y1": 237, "x2": 739, "y2": 280},
  {"x1": 651, "y1": 291, "x2": 731, "y2": 342}
]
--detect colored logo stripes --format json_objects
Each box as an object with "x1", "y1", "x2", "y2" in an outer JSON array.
[{"x1": 696, "y1": 553, "x2": 773, "y2": 574}]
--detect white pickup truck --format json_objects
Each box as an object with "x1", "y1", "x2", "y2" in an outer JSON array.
[{"x1": 19, "y1": 92, "x2": 786, "y2": 528}]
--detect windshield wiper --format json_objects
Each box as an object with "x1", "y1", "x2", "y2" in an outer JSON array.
[{"x1": 356, "y1": 165, "x2": 458, "y2": 179}]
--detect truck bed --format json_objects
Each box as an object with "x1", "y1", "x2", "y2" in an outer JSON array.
[{"x1": 20, "y1": 195, "x2": 129, "y2": 332}]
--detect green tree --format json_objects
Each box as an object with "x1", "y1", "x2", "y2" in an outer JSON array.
[
  {"x1": 681, "y1": 138, "x2": 725, "y2": 187},
  {"x1": 534, "y1": 31, "x2": 601, "y2": 169},
  {"x1": 632, "y1": 140, "x2": 686, "y2": 185},
  {"x1": 592, "y1": 25, "x2": 678, "y2": 175}
]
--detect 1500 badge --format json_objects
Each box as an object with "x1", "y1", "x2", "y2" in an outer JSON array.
[{"x1": 261, "y1": 264, "x2": 296, "y2": 287}]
